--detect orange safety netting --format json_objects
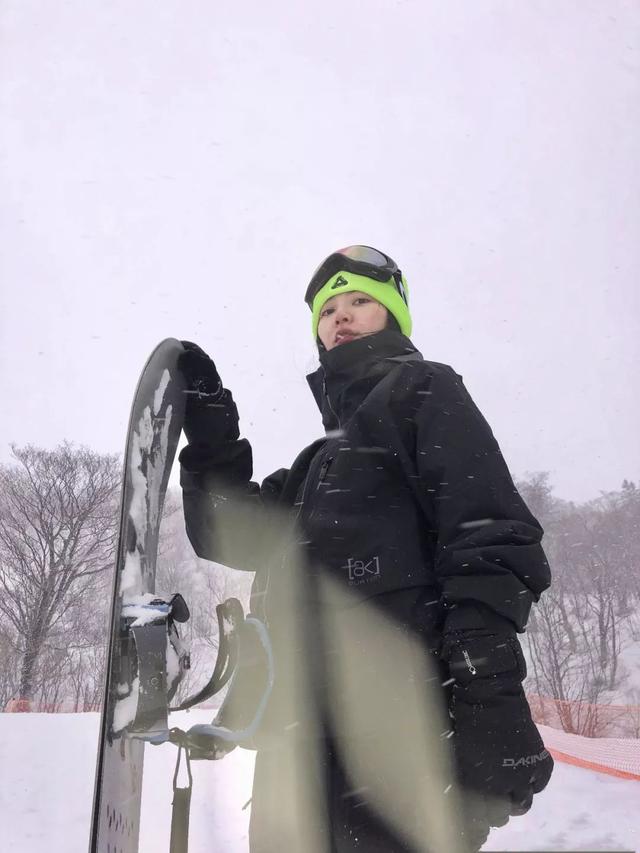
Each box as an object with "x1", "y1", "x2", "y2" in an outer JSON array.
[
  {"x1": 537, "y1": 724, "x2": 640, "y2": 781},
  {"x1": 527, "y1": 693, "x2": 640, "y2": 781},
  {"x1": 4, "y1": 699, "x2": 101, "y2": 713}
]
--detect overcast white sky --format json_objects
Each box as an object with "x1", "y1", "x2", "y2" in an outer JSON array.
[{"x1": 1, "y1": 0, "x2": 638, "y2": 503}]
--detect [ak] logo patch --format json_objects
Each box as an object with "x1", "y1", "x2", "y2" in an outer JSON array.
[{"x1": 345, "y1": 556, "x2": 381, "y2": 585}]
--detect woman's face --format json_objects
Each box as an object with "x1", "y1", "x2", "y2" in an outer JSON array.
[{"x1": 317, "y1": 291, "x2": 389, "y2": 351}]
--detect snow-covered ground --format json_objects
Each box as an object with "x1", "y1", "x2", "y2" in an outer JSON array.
[{"x1": 1, "y1": 711, "x2": 638, "y2": 853}]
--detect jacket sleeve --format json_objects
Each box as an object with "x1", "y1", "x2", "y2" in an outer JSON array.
[
  {"x1": 414, "y1": 365, "x2": 551, "y2": 635},
  {"x1": 179, "y1": 387, "x2": 288, "y2": 572}
]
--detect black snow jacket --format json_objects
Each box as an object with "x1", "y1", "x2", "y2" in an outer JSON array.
[
  {"x1": 179, "y1": 328, "x2": 553, "y2": 847},
  {"x1": 180, "y1": 330, "x2": 549, "y2": 646}
]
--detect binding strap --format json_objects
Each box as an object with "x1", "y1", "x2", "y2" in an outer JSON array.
[
  {"x1": 170, "y1": 598, "x2": 244, "y2": 712},
  {"x1": 170, "y1": 745, "x2": 193, "y2": 853}
]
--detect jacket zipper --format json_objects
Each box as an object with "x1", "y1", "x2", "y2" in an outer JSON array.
[
  {"x1": 462, "y1": 649, "x2": 477, "y2": 676},
  {"x1": 317, "y1": 456, "x2": 334, "y2": 489},
  {"x1": 322, "y1": 377, "x2": 341, "y2": 429}
]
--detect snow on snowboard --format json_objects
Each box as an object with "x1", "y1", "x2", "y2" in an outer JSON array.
[{"x1": 89, "y1": 339, "x2": 272, "y2": 853}]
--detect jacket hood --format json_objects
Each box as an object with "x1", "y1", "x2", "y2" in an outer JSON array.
[{"x1": 306, "y1": 329, "x2": 422, "y2": 431}]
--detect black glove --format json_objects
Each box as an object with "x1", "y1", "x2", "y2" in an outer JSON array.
[
  {"x1": 180, "y1": 340, "x2": 223, "y2": 401},
  {"x1": 179, "y1": 341, "x2": 235, "y2": 447},
  {"x1": 443, "y1": 629, "x2": 553, "y2": 828}
]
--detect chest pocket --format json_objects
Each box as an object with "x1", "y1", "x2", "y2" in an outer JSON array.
[
  {"x1": 294, "y1": 448, "x2": 337, "y2": 526},
  {"x1": 306, "y1": 443, "x2": 404, "y2": 528}
]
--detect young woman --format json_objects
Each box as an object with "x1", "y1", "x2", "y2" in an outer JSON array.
[{"x1": 178, "y1": 246, "x2": 553, "y2": 853}]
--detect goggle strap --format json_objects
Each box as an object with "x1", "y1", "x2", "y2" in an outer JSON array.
[{"x1": 393, "y1": 270, "x2": 408, "y2": 304}]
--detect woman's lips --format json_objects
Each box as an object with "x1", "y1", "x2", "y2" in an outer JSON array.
[{"x1": 334, "y1": 332, "x2": 358, "y2": 346}]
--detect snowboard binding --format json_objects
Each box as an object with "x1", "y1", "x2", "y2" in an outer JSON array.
[
  {"x1": 163, "y1": 598, "x2": 274, "y2": 853},
  {"x1": 114, "y1": 593, "x2": 273, "y2": 853},
  {"x1": 111, "y1": 592, "x2": 191, "y2": 740},
  {"x1": 169, "y1": 596, "x2": 275, "y2": 757},
  {"x1": 110, "y1": 592, "x2": 274, "y2": 750}
]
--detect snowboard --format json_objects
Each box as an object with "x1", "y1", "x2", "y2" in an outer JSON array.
[{"x1": 89, "y1": 338, "x2": 187, "y2": 853}]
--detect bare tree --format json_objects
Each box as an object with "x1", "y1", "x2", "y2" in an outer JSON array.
[
  {"x1": 521, "y1": 473, "x2": 640, "y2": 735},
  {"x1": 517, "y1": 471, "x2": 558, "y2": 526},
  {"x1": 0, "y1": 626, "x2": 21, "y2": 709},
  {"x1": 0, "y1": 443, "x2": 120, "y2": 703},
  {"x1": 566, "y1": 490, "x2": 638, "y2": 691}
]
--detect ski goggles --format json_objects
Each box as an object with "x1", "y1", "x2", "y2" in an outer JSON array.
[{"x1": 304, "y1": 245, "x2": 407, "y2": 308}]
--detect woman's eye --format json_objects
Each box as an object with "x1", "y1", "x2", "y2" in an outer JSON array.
[
  {"x1": 320, "y1": 307, "x2": 334, "y2": 318},
  {"x1": 354, "y1": 297, "x2": 371, "y2": 305}
]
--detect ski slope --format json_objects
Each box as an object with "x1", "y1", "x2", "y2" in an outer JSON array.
[{"x1": 1, "y1": 711, "x2": 637, "y2": 852}]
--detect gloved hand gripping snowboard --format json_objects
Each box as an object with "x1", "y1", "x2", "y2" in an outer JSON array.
[{"x1": 179, "y1": 341, "x2": 231, "y2": 446}]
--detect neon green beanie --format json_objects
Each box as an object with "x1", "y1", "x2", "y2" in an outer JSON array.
[{"x1": 311, "y1": 270, "x2": 412, "y2": 338}]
